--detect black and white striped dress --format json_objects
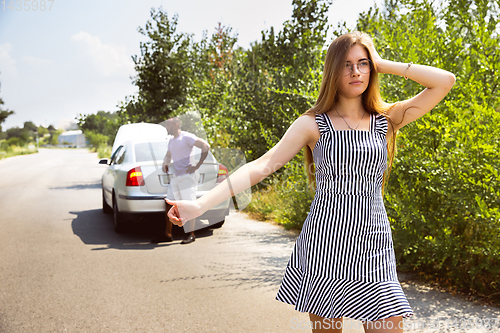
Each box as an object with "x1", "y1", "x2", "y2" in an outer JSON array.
[{"x1": 276, "y1": 112, "x2": 414, "y2": 321}]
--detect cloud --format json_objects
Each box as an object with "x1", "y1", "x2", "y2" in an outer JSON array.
[
  {"x1": 0, "y1": 43, "x2": 18, "y2": 78},
  {"x1": 22, "y1": 55, "x2": 53, "y2": 67},
  {"x1": 71, "y1": 31, "x2": 135, "y2": 77}
]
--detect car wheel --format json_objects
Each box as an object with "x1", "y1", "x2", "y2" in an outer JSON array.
[
  {"x1": 113, "y1": 193, "x2": 125, "y2": 233},
  {"x1": 102, "y1": 188, "x2": 112, "y2": 214}
]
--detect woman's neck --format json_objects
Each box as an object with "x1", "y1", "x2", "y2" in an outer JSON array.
[{"x1": 334, "y1": 97, "x2": 364, "y2": 118}]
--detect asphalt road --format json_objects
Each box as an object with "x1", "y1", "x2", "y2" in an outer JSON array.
[{"x1": 0, "y1": 149, "x2": 499, "y2": 333}]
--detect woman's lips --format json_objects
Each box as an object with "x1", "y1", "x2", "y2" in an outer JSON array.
[{"x1": 350, "y1": 81, "x2": 363, "y2": 85}]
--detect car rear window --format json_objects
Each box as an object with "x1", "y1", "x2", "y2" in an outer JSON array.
[{"x1": 135, "y1": 142, "x2": 168, "y2": 162}]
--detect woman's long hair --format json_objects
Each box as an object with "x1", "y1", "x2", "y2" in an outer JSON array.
[{"x1": 303, "y1": 31, "x2": 398, "y2": 193}]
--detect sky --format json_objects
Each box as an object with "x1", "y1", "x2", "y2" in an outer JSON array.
[{"x1": 0, "y1": 0, "x2": 383, "y2": 131}]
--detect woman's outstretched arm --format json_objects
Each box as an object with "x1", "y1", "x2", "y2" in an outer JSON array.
[
  {"x1": 368, "y1": 42, "x2": 456, "y2": 132},
  {"x1": 166, "y1": 114, "x2": 318, "y2": 226}
]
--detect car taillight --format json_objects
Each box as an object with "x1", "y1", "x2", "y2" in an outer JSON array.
[
  {"x1": 216, "y1": 164, "x2": 228, "y2": 184},
  {"x1": 126, "y1": 167, "x2": 145, "y2": 186}
]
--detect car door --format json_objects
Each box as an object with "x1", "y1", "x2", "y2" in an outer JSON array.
[{"x1": 102, "y1": 145, "x2": 125, "y2": 204}]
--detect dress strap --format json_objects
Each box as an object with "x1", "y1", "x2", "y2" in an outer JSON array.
[
  {"x1": 374, "y1": 113, "x2": 388, "y2": 137},
  {"x1": 315, "y1": 113, "x2": 332, "y2": 134}
]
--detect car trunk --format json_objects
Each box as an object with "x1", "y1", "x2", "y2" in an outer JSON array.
[
  {"x1": 134, "y1": 141, "x2": 220, "y2": 195},
  {"x1": 140, "y1": 161, "x2": 219, "y2": 195}
]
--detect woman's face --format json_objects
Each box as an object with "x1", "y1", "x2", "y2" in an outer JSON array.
[{"x1": 338, "y1": 44, "x2": 371, "y2": 99}]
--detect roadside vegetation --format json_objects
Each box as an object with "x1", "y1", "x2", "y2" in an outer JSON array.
[
  {"x1": 75, "y1": 0, "x2": 500, "y2": 304},
  {"x1": 0, "y1": 102, "x2": 61, "y2": 159},
  {"x1": 0, "y1": 122, "x2": 66, "y2": 160},
  {"x1": 76, "y1": 111, "x2": 123, "y2": 159}
]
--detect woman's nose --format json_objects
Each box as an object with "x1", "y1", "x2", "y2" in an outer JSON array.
[{"x1": 351, "y1": 65, "x2": 361, "y2": 76}]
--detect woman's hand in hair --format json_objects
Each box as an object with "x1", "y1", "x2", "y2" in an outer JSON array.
[{"x1": 365, "y1": 38, "x2": 384, "y2": 73}]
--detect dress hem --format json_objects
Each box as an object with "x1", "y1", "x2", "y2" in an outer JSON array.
[
  {"x1": 275, "y1": 295, "x2": 414, "y2": 322},
  {"x1": 275, "y1": 266, "x2": 414, "y2": 322}
]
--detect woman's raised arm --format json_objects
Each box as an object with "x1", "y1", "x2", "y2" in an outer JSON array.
[
  {"x1": 368, "y1": 41, "x2": 456, "y2": 133},
  {"x1": 166, "y1": 113, "x2": 319, "y2": 225}
]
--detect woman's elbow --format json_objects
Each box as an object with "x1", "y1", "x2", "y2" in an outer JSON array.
[{"x1": 446, "y1": 72, "x2": 456, "y2": 90}]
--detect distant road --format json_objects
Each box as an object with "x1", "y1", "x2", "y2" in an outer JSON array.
[{"x1": 0, "y1": 149, "x2": 498, "y2": 333}]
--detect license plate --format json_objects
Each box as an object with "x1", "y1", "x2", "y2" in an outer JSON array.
[
  {"x1": 159, "y1": 174, "x2": 171, "y2": 186},
  {"x1": 159, "y1": 173, "x2": 205, "y2": 186}
]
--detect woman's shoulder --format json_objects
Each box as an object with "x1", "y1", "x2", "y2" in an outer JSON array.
[
  {"x1": 298, "y1": 112, "x2": 322, "y2": 129},
  {"x1": 295, "y1": 113, "x2": 321, "y2": 146}
]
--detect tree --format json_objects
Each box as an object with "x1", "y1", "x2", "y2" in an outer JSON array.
[
  {"x1": 0, "y1": 100, "x2": 14, "y2": 136},
  {"x1": 126, "y1": 7, "x2": 194, "y2": 123},
  {"x1": 77, "y1": 110, "x2": 124, "y2": 145},
  {"x1": 207, "y1": 0, "x2": 332, "y2": 229},
  {"x1": 0, "y1": 77, "x2": 14, "y2": 135},
  {"x1": 37, "y1": 125, "x2": 48, "y2": 137},
  {"x1": 23, "y1": 121, "x2": 38, "y2": 140},
  {"x1": 228, "y1": 0, "x2": 332, "y2": 161},
  {"x1": 46, "y1": 125, "x2": 57, "y2": 145},
  {"x1": 5, "y1": 127, "x2": 30, "y2": 146},
  {"x1": 189, "y1": 23, "x2": 239, "y2": 149},
  {"x1": 84, "y1": 131, "x2": 108, "y2": 150}
]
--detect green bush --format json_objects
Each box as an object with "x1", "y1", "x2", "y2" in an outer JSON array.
[
  {"x1": 386, "y1": 101, "x2": 500, "y2": 301},
  {"x1": 273, "y1": 158, "x2": 314, "y2": 229},
  {"x1": 352, "y1": 0, "x2": 500, "y2": 303},
  {"x1": 85, "y1": 131, "x2": 108, "y2": 150},
  {"x1": 246, "y1": 155, "x2": 314, "y2": 230},
  {"x1": 0, "y1": 140, "x2": 11, "y2": 152},
  {"x1": 77, "y1": 110, "x2": 123, "y2": 146},
  {"x1": 6, "y1": 137, "x2": 22, "y2": 147},
  {"x1": 97, "y1": 144, "x2": 111, "y2": 159},
  {"x1": 244, "y1": 187, "x2": 280, "y2": 222}
]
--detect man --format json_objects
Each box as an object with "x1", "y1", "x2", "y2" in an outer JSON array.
[{"x1": 151, "y1": 117, "x2": 210, "y2": 244}]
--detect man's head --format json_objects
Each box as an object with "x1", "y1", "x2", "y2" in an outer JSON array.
[{"x1": 166, "y1": 117, "x2": 181, "y2": 135}]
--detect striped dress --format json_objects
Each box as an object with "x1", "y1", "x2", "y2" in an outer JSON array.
[{"x1": 275, "y1": 112, "x2": 414, "y2": 321}]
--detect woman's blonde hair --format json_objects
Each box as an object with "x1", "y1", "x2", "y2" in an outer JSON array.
[{"x1": 303, "y1": 31, "x2": 398, "y2": 193}]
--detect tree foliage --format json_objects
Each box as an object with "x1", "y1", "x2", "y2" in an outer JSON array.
[
  {"x1": 187, "y1": 23, "x2": 239, "y2": 149},
  {"x1": 123, "y1": 8, "x2": 194, "y2": 123},
  {"x1": 0, "y1": 84, "x2": 15, "y2": 135},
  {"x1": 5, "y1": 127, "x2": 30, "y2": 145},
  {"x1": 23, "y1": 121, "x2": 37, "y2": 133},
  {"x1": 77, "y1": 110, "x2": 124, "y2": 147},
  {"x1": 227, "y1": 0, "x2": 331, "y2": 161},
  {"x1": 358, "y1": 0, "x2": 500, "y2": 301},
  {"x1": 0, "y1": 102, "x2": 14, "y2": 134}
]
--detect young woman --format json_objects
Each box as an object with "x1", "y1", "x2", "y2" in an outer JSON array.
[{"x1": 165, "y1": 31, "x2": 455, "y2": 333}]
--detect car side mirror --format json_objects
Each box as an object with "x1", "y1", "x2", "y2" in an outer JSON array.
[{"x1": 99, "y1": 159, "x2": 109, "y2": 165}]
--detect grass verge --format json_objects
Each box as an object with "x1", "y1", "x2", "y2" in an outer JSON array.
[{"x1": 0, "y1": 146, "x2": 38, "y2": 160}]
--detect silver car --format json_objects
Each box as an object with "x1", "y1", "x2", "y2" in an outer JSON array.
[{"x1": 99, "y1": 124, "x2": 231, "y2": 233}]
